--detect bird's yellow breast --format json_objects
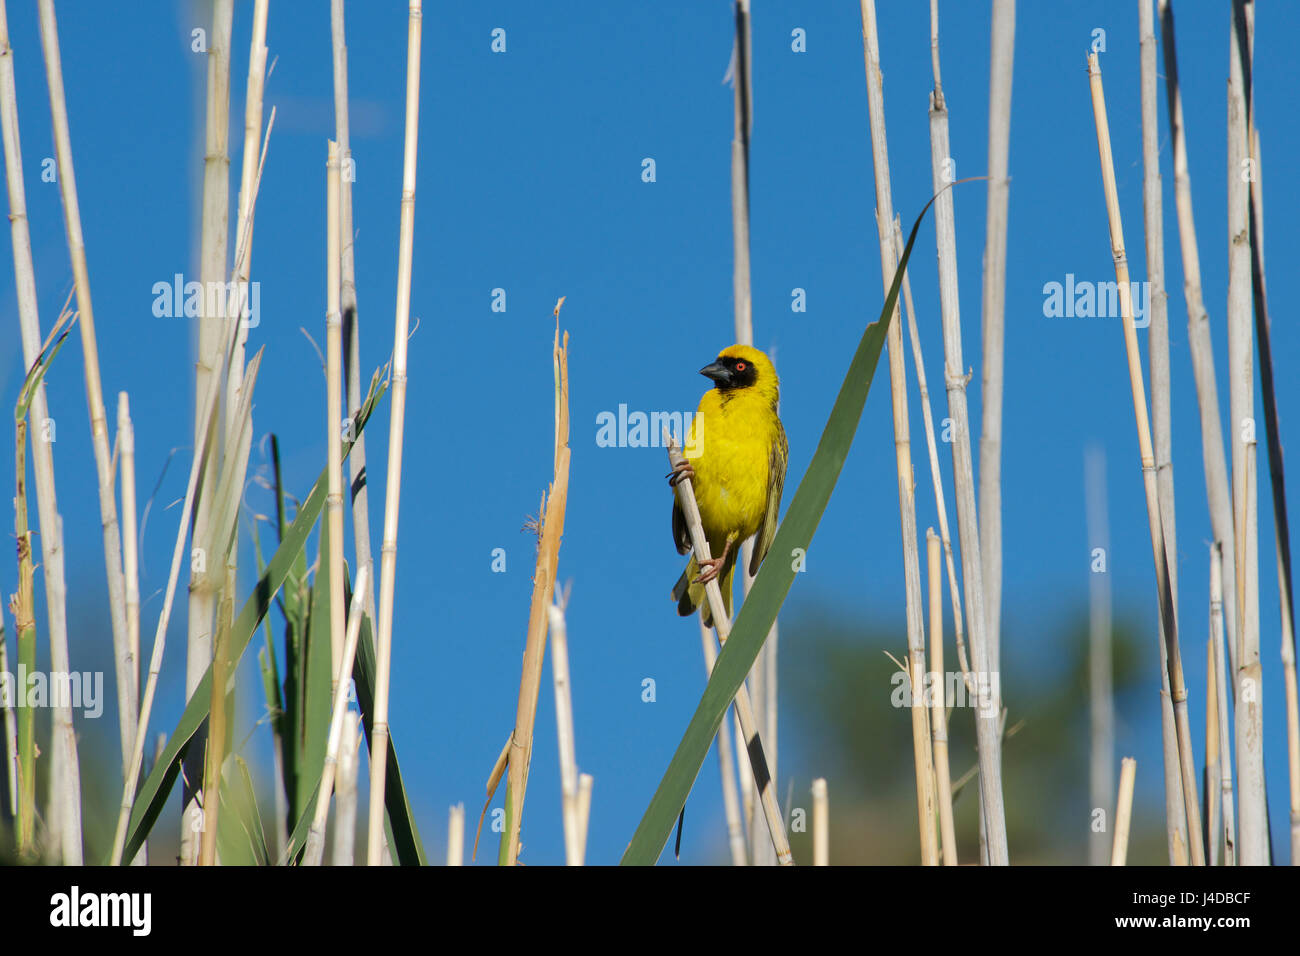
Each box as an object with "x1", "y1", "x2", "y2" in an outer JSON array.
[{"x1": 686, "y1": 388, "x2": 778, "y2": 551}]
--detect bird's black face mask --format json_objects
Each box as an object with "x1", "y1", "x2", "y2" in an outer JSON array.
[{"x1": 700, "y1": 356, "x2": 757, "y2": 391}]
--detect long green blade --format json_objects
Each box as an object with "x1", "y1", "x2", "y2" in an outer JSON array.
[
  {"x1": 115, "y1": 376, "x2": 387, "y2": 863},
  {"x1": 621, "y1": 195, "x2": 942, "y2": 865}
]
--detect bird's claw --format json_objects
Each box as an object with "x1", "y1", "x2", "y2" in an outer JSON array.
[
  {"x1": 693, "y1": 556, "x2": 724, "y2": 585},
  {"x1": 667, "y1": 460, "x2": 695, "y2": 488}
]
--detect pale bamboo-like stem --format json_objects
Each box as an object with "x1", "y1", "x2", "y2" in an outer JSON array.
[
  {"x1": 811, "y1": 778, "x2": 828, "y2": 866},
  {"x1": 1227, "y1": 7, "x2": 1266, "y2": 866},
  {"x1": 117, "y1": 393, "x2": 144, "y2": 864},
  {"x1": 1085, "y1": 447, "x2": 1115, "y2": 866},
  {"x1": 326, "y1": 140, "x2": 346, "y2": 694},
  {"x1": 0, "y1": 0, "x2": 78, "y2": 863},
  {"x1": 728, "y1": 1, "x2": 779, "y2": 867},
  {"x1": 447, "y1": 803, "x2": 465, "y2": 866},
  {"x1": 1110, "y1": 758, "x2": 1137, "y2": 865},
  {"x1": 36, "y1": 0, "x2": 149, "y2": 864},
  {"x1": 859, "y1": 0, "x2": 931, "y2": 869},
  {"x1": 666, "y1": 433, "x2": 791, "y2": 864},
  {"x1": 1139, "y1": 1, "x2": 1190, "y2": 867},
  {"x1": 1158, "y1": 0, "x2": 1239, "y2": 680},
  {"x1": 927, "y1": 530, "x2": 957, "y2": 865},
  {"x1": 894, "y1": 218, "x2": 970, "y2": 682},
  {"x1": 909, "y1": 0, "x2": 1009, "y2": 864},
  {"x1": 735, "y1": 706, "x2": 754, "y2": 845},
  {"x1": 547, "y1": 602, "x2": 582, "y2": 865},
  {"x1": 366, "y1": 0, "x2": 423, "y2": 866},
  {"x1": 182, "y1": 0, "x2": 234, "y2": 865},
  {"x1": 909, "y1": 553, "x2": 937, "y2": 867},
  {"x1": 576, "y1": 775, "x2": 593, "y2": 862},
  {"x1": 1206, "y1": 628, "x2": 1220, "y2": 866},
  {"x1": 500, "y1": 321, "x2": 570, "y2": 866},
  {"x1": 1238, "y1": 9, "x2": 1298, "y2": 866},
  {"x1": 109, "y1": 347, "x2": 226, "y2": 865},
  {"x1": 1087, "y1": 53, "x2": 1204, "y2": 866},
  {"x1": 0, "y1": 622, "x2": 16, "y2": 815},
  {"x1": 700, "y1": 615, "x2": 747, "y2": 866},
  {"x1": 304, "y1": 567, "x2": 369, "y2": 866},
  {"x1": 227, "y1": 0, "x2": 268, "y2": 445},
  {"x1": 977, "y1": 0, "x2": 1013, "y2": 678},
  {"x1": 109, "y1": 113, "x2": 274, "y2": 867},
  {"x1": 332, "y1": 716, "x2": 360, "y2": 866},
  {"x1": 1210, "y1": 544, "x2": 1237, "y2": 865},
  {"x1": 331, "y1": 0, "x2": 381, "y2": 667}
]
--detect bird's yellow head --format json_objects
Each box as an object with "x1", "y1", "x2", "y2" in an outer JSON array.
[{"x1": 699, "y1": 344, "x2": 780, "y2": 407}]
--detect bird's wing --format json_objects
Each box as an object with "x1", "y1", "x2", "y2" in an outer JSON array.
[
  {"x1": 673, "y1": 498, "x2": 691, "y2": 555},
  {"x1": 749, "y1": 420, "x2": 788, "y2": 576}
]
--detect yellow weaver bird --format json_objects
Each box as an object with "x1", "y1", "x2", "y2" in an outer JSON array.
[{"x1": 669, "y1": 344, "x2": 788, "y2": 628}]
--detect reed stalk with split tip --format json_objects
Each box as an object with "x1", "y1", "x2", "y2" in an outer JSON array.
[
  {"x1": 501, "y1": 313, "x2": 570, "y2": 865},
  {"x1": 1087, "y1": 51, "x2": 1204, "y2": 865}
]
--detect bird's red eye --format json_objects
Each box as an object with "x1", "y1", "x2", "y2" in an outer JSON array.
[{"x1": 735, "y1": 361, "x2": 747, "y2": 371}]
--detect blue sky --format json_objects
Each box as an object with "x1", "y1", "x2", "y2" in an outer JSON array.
[{"x1": 2, "y1": 1, "x2": 1298, "y2": 864}]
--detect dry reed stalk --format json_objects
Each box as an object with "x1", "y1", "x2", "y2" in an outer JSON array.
[
  {"x1": 1158, "y1": 0, "x2": 1239, "y2": 680},
  {"x1": 894, "y1": 218, "x2": 971, "y2": 681},
  {"x1": 1227, "y1": 6, "x2": 1266, "y2": 865},
  {"x1": 501, "y1": 317, "x2": 570, "y2": 865},
  {"x1": 665, "y1": 433, "x2": 791, "y2": 864},
  {"x1": 1209, "y1": 544, "x2": 1236, "y2": 864},
  {"x1": 1087, "y1": 52, "x2": 1204, "y2": 865},
  {"x1": 110, "y1": 343, "x2": 228, "y2": 865},
  {"x1": 366, "y1": 0, "x2": 423, "y2": 866},
  {"x1": 108, "y1": 111, "x2": 275, "y2": 867},
  {"x1": 912, "y1": 0, "x2": 1009, "y2": 864},
  {"x1": 575, "y1": 774, "x2": 593, "y2": 864},
  {"x1": 1206, "y1": 632, "x2": 1220, "y2": 865},
  {"x1": 811, "y1": 778, "x2": 828, "y2": 866},
  {"x1": 909, "y1": 557, "x2": 937, "y2": 866},
  {"x1": 1085, "y1": 447, "x2": 1115, "y2": 866},
  {"x1": 226, "y1": 0, "x2": 268, "y2": 435},
  {"x1": 447, "y1": 803, "x2": 465, "y2": 866},
  {"x1": 858, "y1": 0, "x2": 930, "y2": 869},
  {"x1": 927, "y1": 530, "x2": 957, "y2": 865},
  {"x1": 327, "y1": 140, "x2": 346, "y2": 693},
  {"x1": 1111, "y1": 757, "x2": 1137, "y2": 865},
  {"x1": 727, "y1": 2, "x2": 779, "y2": 867},
  {"x1": 117, "y1": 393, "x2": 144, "y2": 863},
  {"x1": 304, "y1": 567, "x2": 370, "y2": 866},
  {"x1": 333, "y1": 715, "x2": 360, "y2": 866},
  {"x1": 331, "y1": 0, "x2": 381, "y2": 663},
  {"x1": 977, "y1": 0, "x2": 1014, "y2": 677},
  {"x1": 182, "y1": 0, "x2": 234, "y2": 865},
  {"x1": 700, "y1": 615, "x2": 747, "y2": 866},
  {"x1": 35, "y1": 0, "x2": 144, "y2": 864},
  {"x1": 1137, "y1": 2, "x2": 1192, "y2": 866},
  {"x1": 547, "y1": 601, "x2": 582, "y2": 865},
  {"x1": 0, "y1": 0, "x2": 78, "y2": 861},
  {"x1": 0, "y1": 621, "x2": 16, "y2": 817},
  {"x1": 1237, "y1": 6, "x2": 1298, "y2": 865},
  {"x1": 11, "y1": 394, "x2": 36, "y2": 855}
]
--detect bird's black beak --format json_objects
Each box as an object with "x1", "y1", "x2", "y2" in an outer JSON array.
[{"x1": 700, "y1": 361, "x2": 732, "y2": 386}]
